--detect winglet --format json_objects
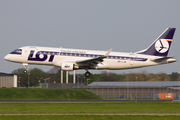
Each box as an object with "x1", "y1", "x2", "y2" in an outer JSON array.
[{"x1": 104, "y1": 48, "x2": 112, "y2": 57}]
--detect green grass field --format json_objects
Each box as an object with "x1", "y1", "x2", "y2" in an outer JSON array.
[
  {"x1": 0, "y1": 115, "x2": 180, "y2": 120},
  {"x1": 0, "y1": 88, "x2": 180, "y2": 120},
  {"x1": 0, "y1": 88, "x2": 101, "y2": 100},
  {"x1": 0, "y1": 102, "x2": 180, "y2": 120},
  {"x1": 0, "y1": 102, "x2": 180, "y2": 114}
]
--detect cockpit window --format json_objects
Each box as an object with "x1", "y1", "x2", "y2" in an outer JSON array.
[
  {"x1": 14, "y1": 49, "x2": 22, "y2": 53},
  {"x1": 10, "y1": 49, "x2": 22, "y2": 55}
]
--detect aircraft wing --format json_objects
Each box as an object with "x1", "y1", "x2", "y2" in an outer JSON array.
[{"x1": 76, "y1": 48, "x2": 112, "y2": 67}]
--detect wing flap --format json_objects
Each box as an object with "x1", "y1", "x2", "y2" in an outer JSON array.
[{"x1": 76, "y1": 48, "x2": 112, "y2": 67}]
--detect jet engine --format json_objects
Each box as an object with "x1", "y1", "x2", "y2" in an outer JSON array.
[{"x1": 61, "y1": 62, "x2": 79, "y2": 71}]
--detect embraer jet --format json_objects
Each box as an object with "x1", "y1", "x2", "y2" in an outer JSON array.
[{"x1": 4, "y1": 28, "x2": 176, "y2": 77}]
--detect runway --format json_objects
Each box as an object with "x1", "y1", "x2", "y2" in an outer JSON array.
[{"x1": 0, "y1": 100, "x2": 173, "y2": 103}]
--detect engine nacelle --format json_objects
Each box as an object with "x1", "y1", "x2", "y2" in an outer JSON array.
[{"x1": 61, "y1": 62, "x2": 74, "y2": 71}]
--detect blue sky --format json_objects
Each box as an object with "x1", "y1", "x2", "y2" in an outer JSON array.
[{"x1": 0, "y1": 0, "x2": 180, "y2": 74}]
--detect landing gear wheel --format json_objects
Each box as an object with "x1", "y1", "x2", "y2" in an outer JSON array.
[
  {"x1": 23, "y1": 63, "x2": 28, "y2": 73},
  {"x1": 23, "y1": 70, "x2": 27, "y2": 73},
  {"x1": 85, "y1": 71, "x2": 91, "y2": 77}
]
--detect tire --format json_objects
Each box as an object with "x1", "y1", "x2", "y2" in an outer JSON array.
[
  {"x1": 23, "y1": 70, "x2": 27, "y2": 73},
  {"x1": 85, "y1": 72, "x2": 91, "y2": 77}
]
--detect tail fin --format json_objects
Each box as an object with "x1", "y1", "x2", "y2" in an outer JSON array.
[{"x1": 136, "y1": 28, "x2": 176, "y2": 56}]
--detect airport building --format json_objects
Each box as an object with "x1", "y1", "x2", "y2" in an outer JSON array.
[
  {"x1": 0, "y1": 73, "x2": 17, "y2": 88},
  {"x1": 86, "y1": 81, "x2": 180, "y2": 99},
  {"x1": 40, "y1": 81, "x2": 180, "y2": 100}
]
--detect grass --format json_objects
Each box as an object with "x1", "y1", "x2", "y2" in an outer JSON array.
[
  {"x1": 0, "y1": 115, "x2": 180, "y2": 120},
  {"x1": 0, "y1": 102, "x2": 180, "y2": 114},
  {"x1": 0, "y1": 88, "x2": 101, "y2": 100},
  {"x1": 0, "y1": 88, "x2": 180, "y2": 119},
  {"x1": 0, "y1": 102, "x2": 180, "y2": 120}
]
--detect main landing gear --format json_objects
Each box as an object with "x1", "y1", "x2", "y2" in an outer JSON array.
[{"x1": 85, "y1": 70, "x2": 91, "y2": 77}]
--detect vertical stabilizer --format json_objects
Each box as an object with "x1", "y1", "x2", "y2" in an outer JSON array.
[{"x1": 136, "y1": 28, "x2": 176, "y2": 56}]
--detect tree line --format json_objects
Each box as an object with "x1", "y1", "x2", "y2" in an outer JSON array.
[{"x1": 12, "y1": 67, "x2": 179, "y2": 87}]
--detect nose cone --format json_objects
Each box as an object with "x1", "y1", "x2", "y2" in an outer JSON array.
[{"x1": 4, "y1": 54, "x2": 11, "y2": 61}]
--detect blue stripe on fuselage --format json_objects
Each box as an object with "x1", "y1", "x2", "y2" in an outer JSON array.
[
  {"x1": 60, "y1": 52, "x2": 147, "y2": 62},
  {"x1": 26, "y1": 50, "x2": 147, "y2": 62}
]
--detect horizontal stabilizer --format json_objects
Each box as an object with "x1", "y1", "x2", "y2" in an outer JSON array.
[{"x1": 151, "y1": 56, "x2": 176, "y2": 63}]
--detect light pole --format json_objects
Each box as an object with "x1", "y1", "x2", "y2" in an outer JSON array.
[
  {"x1": 87, "y1": 79, "x2": 90, "y2": 86},
  {"x1": 136, "y1": 77, "x2": 138, "y2": 100},
  {"x1": 78, "y1": 74, "x2": 79, "y2": 89},
  {"x1": 18, "y1": 77, "x2": 21, "y2": 87},
  {"x1": 28, "y1": 72, "x2": 30, "y2": 88},
  {"x1": 178, "y1": 71, "x2": 180, "y2": 99},
  {"x1": 127, "y1": 72, "x2": 129, "y2": 99}
]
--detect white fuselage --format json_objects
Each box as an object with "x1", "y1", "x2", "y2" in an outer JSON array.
[
  {"x1": 4, "y1": 46, "x2": 175, "y2": 70},
  {"x1": 4, "y1": 28, "x2": 176, "y2": 76}
]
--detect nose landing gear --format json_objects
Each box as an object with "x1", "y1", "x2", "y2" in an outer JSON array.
[{"x1": 23, "y1": 63, "x2": 28, "y2": 73}]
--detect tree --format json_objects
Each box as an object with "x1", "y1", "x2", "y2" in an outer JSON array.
[
  {"x1": 101, "y1": 72, "x2": 123, "y2": 81},
  {"x1": 84, "y1": 73, "x2": 103, "y2": 85},
  {"x1": 169, "y1": 72, "x2": 179, "y2": 81},
  {"x1": 28, "y1": 68, "x2": 47, "y2": 87},
  {"x1": 12, "y1": 68, "x2": 27, "y2": 87},
  {"x1": 47, "y1": 66, "x2": 60, "y2": 74},
  {"x1": 12, "y1": 68, "x2": 47, "y2": 87}
]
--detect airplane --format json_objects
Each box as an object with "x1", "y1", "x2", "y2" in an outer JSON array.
[{"x1": 4, "y1": 28, "x2": 176, "y2": 77}]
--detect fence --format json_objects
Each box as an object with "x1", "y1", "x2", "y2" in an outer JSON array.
[
  {"x1": 84, "y1": 86, "x2": 180, "y2": 99},
  {"x1": 39, "y1": 83, "x2": 180, "y2": 100}
]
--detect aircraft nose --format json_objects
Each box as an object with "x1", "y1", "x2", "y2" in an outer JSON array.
[{"x1": 4, "y1": 54, "x2": 11, "y2": 61}]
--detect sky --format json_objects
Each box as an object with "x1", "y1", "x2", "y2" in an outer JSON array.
[{"x1": 0, "y1": 0, "x2": 180, "y2": 75}]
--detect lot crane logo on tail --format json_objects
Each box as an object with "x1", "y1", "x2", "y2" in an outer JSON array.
[{"x1": 155, "y1": 39, "x2": 170, "y2": 53}]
